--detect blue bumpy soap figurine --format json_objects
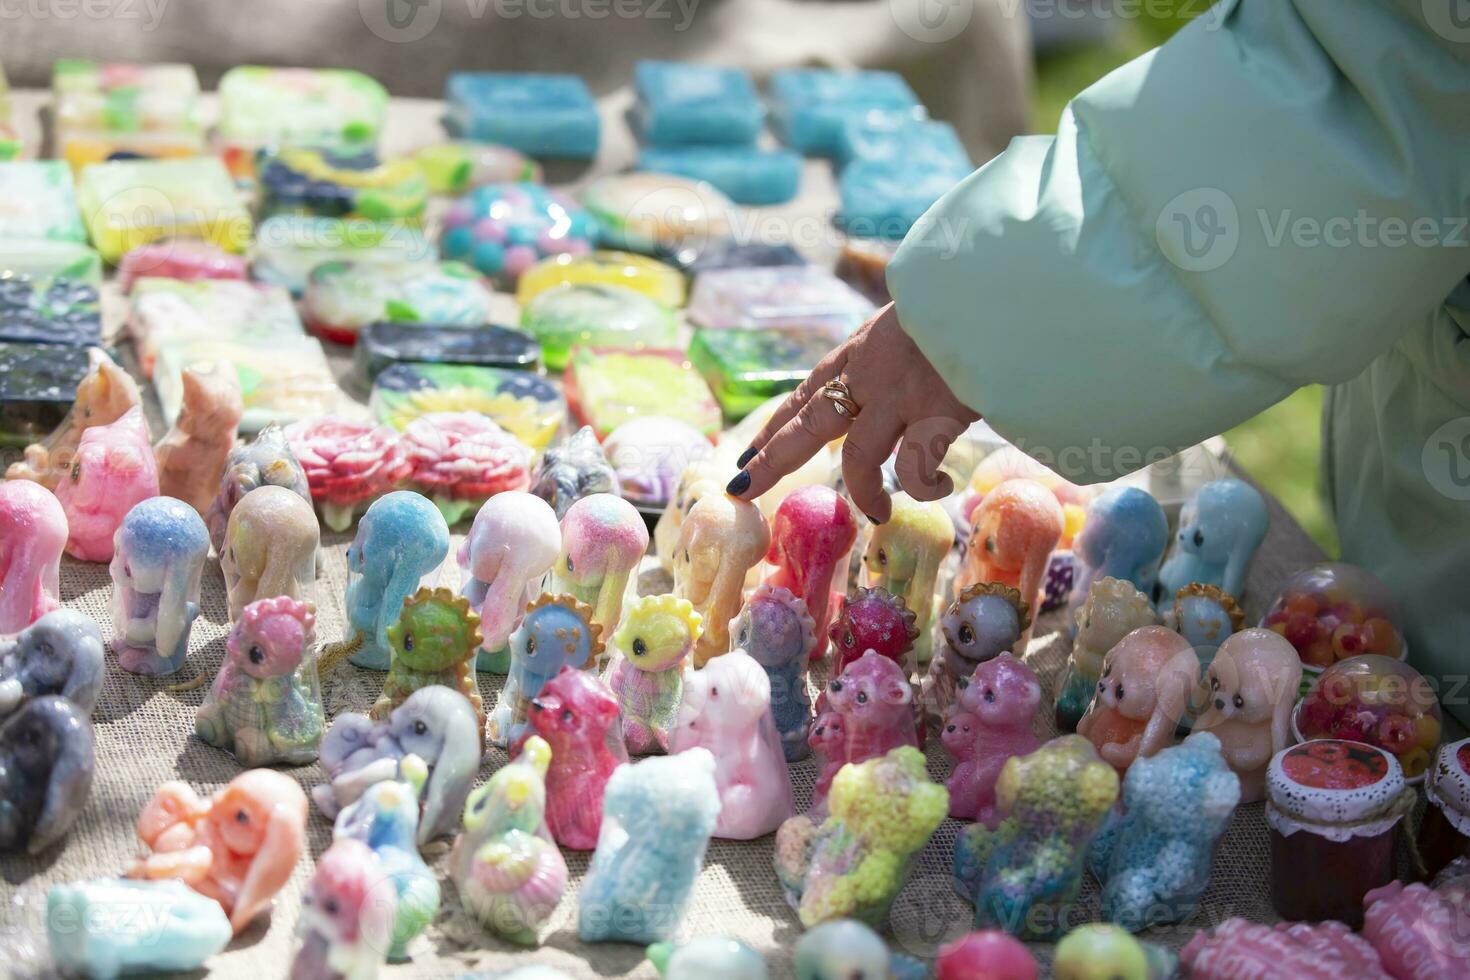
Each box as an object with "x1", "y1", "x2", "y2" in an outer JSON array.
[
  {"x1": 108, "y1": 497, "x2": 209, "y2": 676},
  {"x1": 578, "y1": 748, "x2": 721, "y2": 944},
  {"x1": 1088, "y1": 732, "x2": 1240, "y2": 931},
  {"x1": 1068, "y1": 486, "x2": 1169, "y2": 616},
  {"x1": 48, "y1": 878, "x2": 232, "y2": 980},
  {"x1": 731, "y1": 584, "x2": 817, "y2": 762},
  {"x1": 0, "y1": 695, "x2": 95, "y2": 854},
  {"x1": 341, "y1": 491, "x2": 451, "y2": 670},
  {"x1": 793, "y1": 920, "x2": 925, "y2": 980},
  {"x1": 487, "y1": 593, "x2": 602, "y2": 748},
  {"x1": 1154, "y1": 478, "x2": 1268, "y2": 610},
  {"x1": 333, "y1": 766, "x2": 441, "y2": 962},
  {"x1": 0, "y1": 609, "x2": 106, "y2": 718}
]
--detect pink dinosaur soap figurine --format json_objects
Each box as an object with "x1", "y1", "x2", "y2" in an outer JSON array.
[
  {"x1": 957, "y1": 477, "x2": 1063, "y2": 649},
  {"x1": 671, "y1": 649, "x2": 795, "y2": 840},
  {"x1": 762, "y1": 485, "x2": 857, "y2": 660},
  {"x1": 524, "y1": 664, "x2": 628, "y2": 850},
  {"x1": 54, "y1": 407, "x2": 158, "y2": 562},
  {"x1": 815, "y1": 650, "x2": 918, "y2": 808},
  {"x1": 154, "y1": 363, "x2": 244, "y2": 518},
  {"x1": 0, "y1": 481, "x2": 67, "y2": 633},
  {"x1": 943, "y1": 652, "x2": 1042, "y2": 824}
]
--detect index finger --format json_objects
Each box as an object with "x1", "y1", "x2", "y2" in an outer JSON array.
[{"x1": 743, "y1": 346, "x2": 848, "y2": 458}]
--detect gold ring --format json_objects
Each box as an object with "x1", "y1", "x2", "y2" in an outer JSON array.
[{"x1": 820, "y1": 379, "x2": 861, "y2": 420}]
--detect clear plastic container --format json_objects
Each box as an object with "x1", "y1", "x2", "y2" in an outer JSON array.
[
  {"x1": 1294, "y1": 655, "x2": 1441, "y2": 781},
  {"x1": 1261, "y1": 562, "x2": 1407, "y2": 671}
]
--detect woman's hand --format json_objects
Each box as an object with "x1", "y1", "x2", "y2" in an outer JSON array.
[{"x1": 725, "y1": 303, "x2": 980, "y2": 523}]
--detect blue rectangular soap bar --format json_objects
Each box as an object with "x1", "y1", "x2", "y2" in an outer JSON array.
[
  {"x1": 633, "y1": 61, "x2": 764, "y2": 146},
  {"x1": 444, "y1": 72, "x2": 600, "y2": 159},
  {"x1": 638, "y1": 145, "x2": 801, "y2": 205},
  {"x1": 0, "y1": 275, "x2": 102, "y2": 346},
  {"x1": 837, "y1": 158, "x2": 969, "y2": 240},
  {"x1": 834, "y1": 117, "x2": 970, "y2": 172},
  {"x1": 768, "y1": 68, "x2": 925, "y2": 156}
]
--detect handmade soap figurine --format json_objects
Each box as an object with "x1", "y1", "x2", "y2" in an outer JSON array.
[
  {"x1": 196, "y1": 597, "x2": 325, "y2": 767},
  {"x1": 935, "y1": 931, "x2": 1039, "y2": 980},
  {"x1": 1167, "y1": 582, "x2": 1244, "y2": 661},
  {"x1": 1068, "y1": 486, "x2": 1168, "y2": 612},
  {"x1": 220, "y1": 484, "x2": 320, "y2": 621},
  {"x1": 527, "y1": 665, "x2": 628, "y2": 850},
  {"x1": 339, "y1": 491, "x2": 451, "y2": 671},
  {"x1": 153, "y1": 363, "x2": 244, "y2": 517},
  {"x1": 956, "y1": 478, "x2": 1063, "y2": 649},
  {"x1": 108, "y1": 497, "x2": 209, "y2": 676},
  {"x1": 0, "y1": 610, "x2": 105, "y2": 717},
  {"x1": 675, "y1": 491, "x2": 770, "y2": 666},
  {"x1": 1088, "y1": 732, "x2": 1240, "y2": 930},
  {"x1": 1054, "y1": 578, "x2": 1158, "y2": 733},
  {"x1": 944, "y1": 653, "x2": 1042, "y2": 824},
  {"x1": 815, "y1": 651, "x2": 919, "y2": 808},
  {"x1": 458, "y1": 490, "x2": 561, "y2": 672},
  {"x1": 808, "y1": 711, "x2": 848, "y2": 806},
  {"x1": 530, "y1": 425, "x2": 619, "y2": 519},
  {"x1": 671, "y1": 649, "x2": 795, "y2": 839},
  {"x1": 648, "y1": 936, "x2": 768, "y2": 980},
  {"x1": 290, "y1": 838, "x2": 397, "y2": 980},
  {"x1": 333, "y1": 775, "x2": 440, "y2": 962},
  {"x1": 451, "y1": 735, "x2": 568, "y2": 945},
  {"x1": 861, "y1": 492, "x2": 952, "y2": 663},
  {"x1": 204, "y1": 422, "x2": 312, "y2": 556},
  {"x1": 373, "y1": 587, "x2": 483, "y2": 726},
  {"x1": 1055, "y1": 925, "x2": 1177, "y2": 980},
  {"x1": 488, "y1": 593, "x2": 602, "y2": 748},
  {"x1": 0, "y1": 696, "x2": 94, "y2": 854},
  {"x1": 0, "y1": 480, "x2": 67, "y2": 633},
  {"x1": 314, "y1": 686, "x2": 482, "y2": 845},
  {"x1": 1078, "y1": 625, "x2": 1200, "y2": 773},
  {"x1": 654, "y1": 462, "x2": 719, "y2": 573},
  {"x1": 827, "y1": 587, "x2": 919, "y2": 678},
  {"x1": 548, "y1": 493, "x2": 648, "y2": 641},
  {"x1": 731, "y1": 584, "x2": 818, "y2": 762},
  {"x1": 606, "y1": 594, "x2": 702, "y2": 756},
  {"x1": 953, "y1": 736, "x2": 1120, "y2": 940},
  {"x1": 923, "y1": 583, "x2": 1028, "y2": 727},
  {"x1": 775, "y1": 746, "x2": 947, "y2": 927},
  {"x1": 128, "y1": 769, "x2": 307, "y2": 934},
  {"x1": 398, "y1": 411, "x2": 532, "y2": 524},
  {"x1": 762, "y1": 485, "x2": 857, "y2": 661},
  {"x1": 48, "y1": 878, "x2": 234, "y2": 980},
  {"x1": 1190, "y1": 628, "x2": 1302, "y2": 803},
  {"x1": 578, "y1": 748, "x2": 721, "y2": 944},
  {"x1": 55, "y1": 407, "x2": 158, "y2": 562},
  {"x1": 794, "y1": 920, "x2": 923, "y2": 980},
  {"x1": 1154, "y1": 478, "x2": 1268, "y2": 608},
  {"x1": 7, "y1": 347, "x2": 141, "y2": 490},
  {"x1": 1181, "y1": 918, "x2": 1391, "y2": 980}
]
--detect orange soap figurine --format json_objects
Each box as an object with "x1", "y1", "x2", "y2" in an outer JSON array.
[
  {"x1": 154, "y1": 363, "x2": 244, "y2": 517},
  {"x1": 672, "y1": 491, "x2": 769, "y2": 667},
  {"x1": 957, "y1": 478, "x2": 1063, "y2": 649},
  {"x1": 1078, "y1": 625, "x2": 1199, "y2": 774},
  {"x1": 128, "y1": 769, "x2": 307, "y2": 934}
]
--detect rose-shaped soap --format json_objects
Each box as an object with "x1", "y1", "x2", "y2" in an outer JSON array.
[
  {"x1": 285, "y1": 416, "x2": 410, "y2": 532},
  {"x1": 400, "y1": 411, "x2": 531, "y2": 525},
  {"x1": 1295, "y1": 655, "x2": 1442, "y2": 780}
]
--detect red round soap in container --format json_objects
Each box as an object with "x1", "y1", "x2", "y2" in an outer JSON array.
[
  {"x1": 1266, "y1": 739, "x2": 1411, "y2": 926},
  {"x1": 1421, "y1": 739, "x2": 1470, "y2": 879}
]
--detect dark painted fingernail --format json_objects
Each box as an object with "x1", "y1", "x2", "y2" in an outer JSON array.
[
  {"x1": 726, "y1": 470, "x2": 751, "y2": 496},
  {"x1": 865, "y1": 513, "x2": 885, "y2": 525},
  {"x1": 737, "y1": 446, "x2": 757, "y2": 468}
]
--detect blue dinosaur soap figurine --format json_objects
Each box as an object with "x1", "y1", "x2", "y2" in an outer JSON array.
[
  {"x1": 578, "y1": 747, "x2": 721, "y2": 944},
  {"x1": 1088, "y1": 731, "x2": 1240, "y2": 931},
  {"x1": 487, "y1": 592, "x2": 602, "y2": 748},
  {"x1": 1154, "y1": 478, "x2": 1268, "y2": 610},
  {"x1": 47, "y1": 878, "x2": 232, "y2": 980},
  {"x1": 341, "y1": 490, "x2": 451, "y2": 670}
]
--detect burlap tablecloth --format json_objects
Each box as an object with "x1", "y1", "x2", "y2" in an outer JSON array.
[{"x1": 0, "y1": 91, "x2": 1337, "y2": 978}]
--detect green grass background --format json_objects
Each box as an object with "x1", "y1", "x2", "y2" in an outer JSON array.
[{"x1": 1031, "y1": 3, "x2": 1339, "y2": 554}]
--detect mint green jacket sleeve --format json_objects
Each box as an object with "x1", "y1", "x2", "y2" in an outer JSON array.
[{"x1": 887, "y1": 0, "x2": 1470, "y2": 484}]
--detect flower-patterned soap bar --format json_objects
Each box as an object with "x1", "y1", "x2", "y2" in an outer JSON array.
[
  {"x1": 0, "y1": 161, "x2": 86, "y2": 241},
  {"x1": 445, "y1": 72, "x2": 600, "y2": 159},
  {"x1": 371, "y1": 362, "x2": 564, "y2": 452},
  {"x1": 354, "y1": 320, "x2": 540, "y2": 382},
  {"x1": 0, "y1": 275, "x2": 100, "y2": 347},
  {"x1": 129, "y1": 277, "x2": 304, "y2": 377},
  {"x1": 688, "y1": 327, "x2": 831, "y2": 421},
  {"x1": 633, "y1": 61, "x2": 763, "y2": 146},
  {"x1": 440, "y1": 182, "x2": 597, "y2": 282},
  {"x1": 564, "y1": 347, "x2": 720, "y2": 439},
  {"x1": 217, "y1": 66, "x2": 388, "y2": 179},
  {"x1": 768, "y1": 68, "x2": 925, "y2": 156},
  {"x1": 688, "y1": 265, "x2": 875, "y2": 342},
  {"x1": 252, "y1": 215, "x2": 434, "y2": 295},
  {"x1": 52, "y1": 60, "x2": 204, "y2": 171},
  {"x1": 285, "y1": 416, "x2": 411, "y2": 532},
  {"x1": 399, "y1": 412, "x2": 531, "y2": 525},
  {"x1": 76, "y1": 158, "x2": 251, "y2": 262},
  {"x1": 257, "y1": 147, "x2": 428, "y2": 223},
  {"x1": 303, "y1": 260, "x2": 492, "y2": 345},
  {"x1": 516, "y1": 250, "x2": 685, "y2": 308}
]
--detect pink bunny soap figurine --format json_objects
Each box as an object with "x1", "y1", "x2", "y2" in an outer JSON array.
[
  {"x1": 762, "y1": 485, "x2": 857, "y2": 661},
  {"x1": 0, "y1": 481, "x2": 67, "y2": 633},
  {"x1": 956, "y1": 477, "x2": 1063, "y2": 649},
  {"x1": 671, "y1": 649, "x2": 795, "y2": 840},
  {"x1": 943, "y1": 653, "x2": 1042, "y2": 824},
  {"x1": 458, "y1": 490, "x2": 561, "y2": 672},
  {"x1": 55, "y1": 407, "x2": 158, "y2": 562},
  {"x1": 549, "y1": 492, "x2": 648, "y2": 643},
  {"x1": 674, "y1": 491, "x2": 769, "y2": 667}
]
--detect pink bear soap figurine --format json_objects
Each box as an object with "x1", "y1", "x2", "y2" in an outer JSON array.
[
  {"x1": 944, "y1": 652, "x2": 1042, "y2": 825},
  {"x1": 0, "y1": 481, "x2": 68, "y2": 633},
  {"x1": 55, "y1": 407, "x2": 158, "y2": 562},
  {"x1": 1078, "y1": 625, "x2": 1200, "y2": 774},
  {"x1": 813, "y1": 651, "x2": 918, "y2": 808},
  {"x1": 957, "y1": 478, "x2": 1063, "y2": 649},
  {"x1": 671, "y1": 649, "x2": 795, "y2": 840},
  {"x1": 525, "y1": 665, "x2": 629, "y2": 851},
  {"x1": 762, "y1": 486, "x2": 857, "y2": 661}
]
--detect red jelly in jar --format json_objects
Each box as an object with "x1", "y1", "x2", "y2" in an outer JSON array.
[
  {"x1": 1266, "y1": 739, "x2": 1409, "y2": 926},
  {"x1": 1421, "y1": 739, "x2": 1470, "y2": 879}
]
